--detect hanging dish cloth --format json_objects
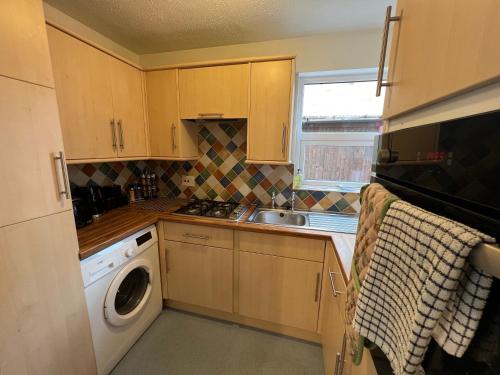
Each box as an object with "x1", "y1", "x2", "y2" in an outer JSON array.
[
  {"x1": 353, "y1": 200, "x2": 495, "y2": 375},
  {"x1": 345, "y1": 183, "x2": 399, "y2": 365}
]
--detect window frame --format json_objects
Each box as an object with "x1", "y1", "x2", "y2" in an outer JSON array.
[{"x1": 292, "y1": 68, "x2": 384, "y2": 193}]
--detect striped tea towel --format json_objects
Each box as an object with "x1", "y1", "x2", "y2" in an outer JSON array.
[
  {"x1": 353, "y1": 200, "x2": 495, "y2": 375},
  {"x1": 345, "y1": 183, "x2": 398, "y2": 365}
]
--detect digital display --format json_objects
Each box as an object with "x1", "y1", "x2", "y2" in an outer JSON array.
[
  {"x1": 426, "y1": 151, "x2": 446, "y2": 161},
  {"x1": 136, "y1": 231, "x2": 152, "y2": 246}
]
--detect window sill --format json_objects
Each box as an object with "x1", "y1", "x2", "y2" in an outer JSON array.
[{"x1": 293, "y1": 184, "x2": 362, "y2": 194}]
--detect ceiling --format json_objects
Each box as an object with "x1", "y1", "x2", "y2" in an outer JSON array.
[{"x1": 44, "y1": 0, "x2": 394, "y2": 54}]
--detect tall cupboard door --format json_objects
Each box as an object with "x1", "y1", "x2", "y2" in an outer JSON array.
[
  {"x1": 110, "y1": 58, "x2": 148, "y2": 158},
  {"x1": 247, "y1": 60, "x2": 292, "y2": 163},
  {"x1": 0, "y1": 76, "x2": 72, "y2": 227},
  {"x1": 0, "y1": 0, "x2": 54, "y2": 87},
  {"x1": 145, "y1": 69, "x2": 198, "y2": 159},
  {"x1": 238, "y1": 251, "x2": 322, "y2": 331},
  {"x1": 47, "y1": 25, "x2": 116, "y2": 160},
  {"x1": 178, "y1": 64, "x2": 249, "y2": 119},
  {"x1": 0, "y1": 210, "x2": 96, "y2": 375}
]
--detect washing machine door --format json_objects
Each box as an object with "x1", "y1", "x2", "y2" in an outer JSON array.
[{"x1": 104, "y1": 258, "x2": 154, "y2": 327}]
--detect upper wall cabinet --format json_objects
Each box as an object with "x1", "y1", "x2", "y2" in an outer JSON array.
[
  {"x1": 109, "y1": 58, "x2": 149, "y2": 158},
  {"x1": 0, "y1": 0, "x2": 54, "y2": 87},
  {"x1": 145, "y1": 69, "x2": 198, "y2": 160},
  {"x1": 47, "y1": 26, "x2": 148, "y2": 161},
  {"x1": 382, "y1": 1, "x2": 500, "y2": 119},
  {"x1": 247, "y1": 60, "x2": 293, "y2": 164},
  {"x1": 178, "y1": 64, "x2": 249, "y2": 119}
]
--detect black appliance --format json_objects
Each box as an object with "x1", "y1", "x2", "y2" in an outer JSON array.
[
  {"x1": 71, "y1": 196, "x2": 93, "y2": 229},
  {"x1": 102, "y1": 185, "x2": 128, "y2": 211},
  {"x1": 371, "y1": 109, "x2": 500, "y2": 374},
  {"x1": 173, "y1": 199, "x2": 248, "y2": 220}
]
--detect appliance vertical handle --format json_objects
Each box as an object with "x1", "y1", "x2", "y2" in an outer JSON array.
[
  {"x1": 53, "y1": 151, "x2": 70, "y2": 199},
  {"x1": 171, "y1": 123, "x2": 176, "y2": 151},
  {"x1": 376, "y1": 5, "x2": 401, "y2": 97},
  {"x1": 110, "y1": 119, "x2": 117, "y2": 150},
  {"x1": 281, "y1": 123, "x2": 287, "y2": 155},
  {"x1": 117, "y1": 120, "x2": 124, "y2": 149},
  {"x1": 314, "y1": 272, "x2": 320, "y2": 302}
]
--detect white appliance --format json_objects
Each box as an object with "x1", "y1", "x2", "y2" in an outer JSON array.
[{"x1": 80, "y1": 225, "x2": 162, "y2": 375}]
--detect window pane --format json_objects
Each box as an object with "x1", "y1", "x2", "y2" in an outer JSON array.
[
  {"x1": 302, "y1": 81, "x2": 384, "y2": 132},
  {"x1": 303, "y1": 144, "x2": 373, "y2": 183}
]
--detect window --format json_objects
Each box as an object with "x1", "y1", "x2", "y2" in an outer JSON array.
[{"x1": 293, "y1": 69, "x2": 385, "y2": 192}]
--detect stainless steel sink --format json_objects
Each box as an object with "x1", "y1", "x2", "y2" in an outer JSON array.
[
  {"x1": 251, "y1": 209, "x2": 309, "y2": 226},
  {"x1": 248, "y1": 207, "x2": 358, "y2": 233}
]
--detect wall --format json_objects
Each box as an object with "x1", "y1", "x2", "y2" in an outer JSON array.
[
  {"x1": 140, "y1": 30, "x2": 382, "y2": 72},
  {"x1": 68, "y1": 123, "x2": 360, "y2": 214},
  {"x1": 43, "y1": 2, "x2": 141, "y2": 65}
]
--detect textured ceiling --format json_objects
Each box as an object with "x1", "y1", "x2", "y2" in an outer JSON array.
[{"x1": 44, "y1": 0, "x2": 394, "y2": 54}]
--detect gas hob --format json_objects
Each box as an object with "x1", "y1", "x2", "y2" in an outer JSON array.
[{"x1": 173, "y1": 199, "x2": 248, "y2": 221}]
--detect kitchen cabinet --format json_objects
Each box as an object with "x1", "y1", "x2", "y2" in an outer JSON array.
[
  {"x1": 382, "y1": 1, "x2": 500, "y2": 119},
  {"x1": 178, "y1": 63, "x2": 249, "y2": 119},
  {"x1": 109, "y1": 57, "x2": 148, "y2": 158},
  {"x1": 321, "y1": 242, "x2": 348, "y2": 375},
  {"x1": 165, "y1": 240, "x2": 233, "y2": 313},
  {"x1": 47, "y1": 26, "x2": 148, "y2": 161},
  {"x1": 238, "y1": 251, "x2": 323, "y2": 331},
  {"x1": 145, "y1": 69, "x2": 199, "y2": 159},
  {"x1": 0, "y1": 211, "x2": 96, "y2": 375},
  {"x1": 0, "y1": 75, "x2": 71, "y2": 227},
  {"x1": 247, "y1": 59, "x2": 293, "y2": 164},
  {"x1": 0, "y1": 0, "x2": 54, "y2": 87}
]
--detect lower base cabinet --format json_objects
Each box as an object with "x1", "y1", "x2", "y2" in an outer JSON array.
[
  {"x1": 165, "y1": 240, "x2": 233, "y2": 313},
  {"x1": 238, "y1": 251, "x2": 323, "y2": 332}
]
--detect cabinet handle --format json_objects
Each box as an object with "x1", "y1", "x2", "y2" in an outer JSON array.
[
  {"x1": 198, "y1": 113, "x2": 224, "y2": 118},
  {"x1": 281, "y1": 123, "x2": 287, "y2": 155},
  {"x1": 334, "y1": 352, "x2": 341, "y2": 375},
  {"x1": 182, "y1": 233, "x2": 210, "y2": 240},
  {"x1": 339, "y1": 333, "x2": 347, "y2": 375},
  {"x1": 329, "y1": 268, "x2": 344, "y2": 297},
  {"x1": 314, "y1": 272, "x2": 321, "y2": 302},
  {"x1": 53, "y1": 151, "x2": 70, "y2": 200},
  {"x1": 376, "y1": 5, "x2": 401, "y2": 97},
  {"x1": 110, "y1": 119, "x2": 117, "y2": 150},
  {"x1": 117, "y1": 120, "x2": 124, "y2": 149},
  {"x1": 171, "y1": 123, "x2": 176, "y2": 150}
]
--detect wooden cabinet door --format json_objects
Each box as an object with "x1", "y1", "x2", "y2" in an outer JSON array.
[
  {"x1": 165, "y1": 240, "x2": 233, "y2": 312},
  {"x1": 178, "y1": 64, "x2": 249, "y2": 119},
  {"x1": 238, "y1": 251, "x2": 322, "y2": 331},
  {"x1": 0, "y1": 0, "x2": 54, "y2": 87},
  {"x1": 320, "y1": 243, "x2": 348, "y2": 375},
  {"x1": 146, "y1": 69, "x2": 198, "y2": 159},
  {"x1": 383, "y1": 0, "x2": 500, "y2": 118},
  {"x1": 47, "y1": 26, "x2": 116, "y2": 160},
  {"x1": 110, "y1": 58, "x2": 148, "y2": 158},
  {"x1": 0, "y1": 211, "x2": 96, "y2": 375},
  {"x1": 0, "y1": 76, "x2": 72, "y2": 227},
  {"x1": 247, "y1": 60, "x2": 292, "y2": 163}
]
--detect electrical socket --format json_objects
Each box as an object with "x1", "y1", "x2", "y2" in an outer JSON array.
[{"x1": 181, "y1": 175, "x2": 195, "y2": 187}]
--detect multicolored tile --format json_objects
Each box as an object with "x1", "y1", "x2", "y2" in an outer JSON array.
[{"x1": 68, "y1": 123, "x2": 360, "y2": 213}]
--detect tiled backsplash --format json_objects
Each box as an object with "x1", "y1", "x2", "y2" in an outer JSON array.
[{"x1": 68, "y1": 123, "x2": 360, "y2": 214}]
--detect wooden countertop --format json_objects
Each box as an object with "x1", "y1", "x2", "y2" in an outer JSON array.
[{"x1": 77, "y1": 198, "x2": 356, "y2": 281}]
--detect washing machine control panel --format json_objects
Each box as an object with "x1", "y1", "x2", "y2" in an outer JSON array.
[{"x1": 80, "y1": 225, "x2": 158, "y2": 288}]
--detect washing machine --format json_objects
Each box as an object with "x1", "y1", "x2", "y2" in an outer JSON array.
[{"x1": 80, "y1": 225, "x2": 162, "y2": 375}]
